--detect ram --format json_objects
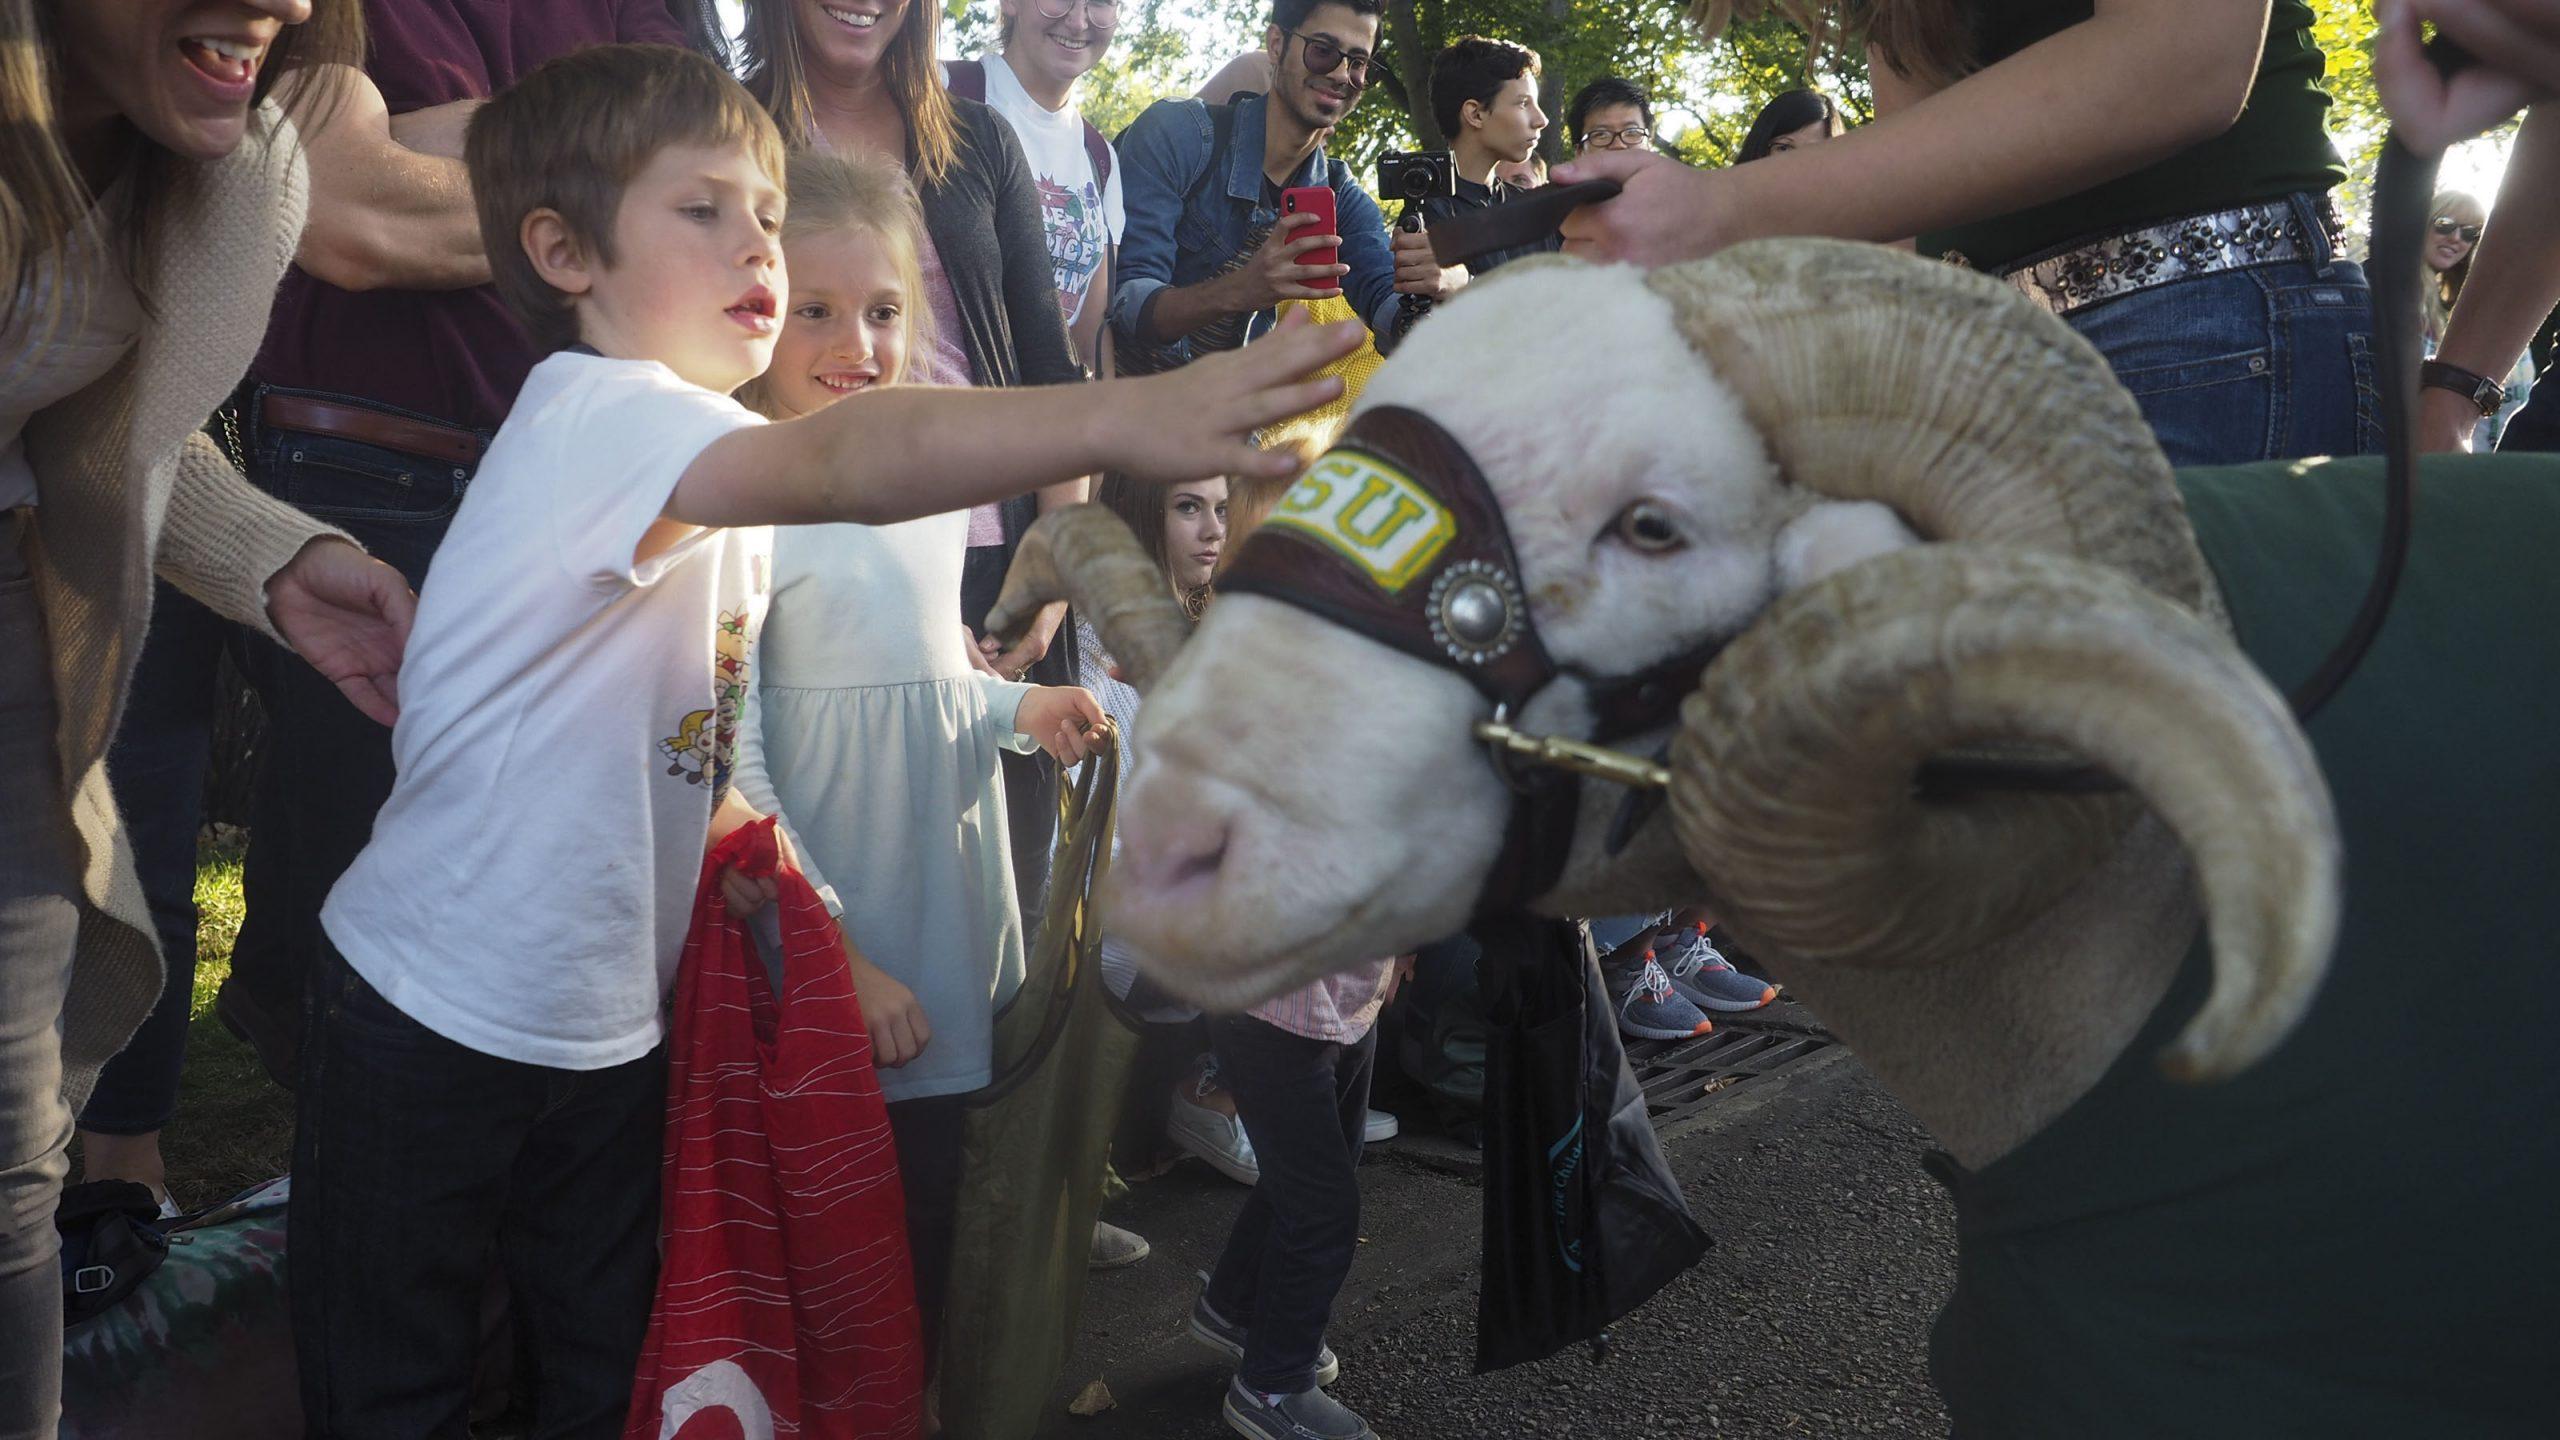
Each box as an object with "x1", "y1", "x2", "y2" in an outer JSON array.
[{"x1": 993, "y1": 244, "x2": 2556, "y2": 1435}]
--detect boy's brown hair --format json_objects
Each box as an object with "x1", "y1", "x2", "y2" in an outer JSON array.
[{"x1": 464, "y1": 43, "x2": 788, "y2": 352}]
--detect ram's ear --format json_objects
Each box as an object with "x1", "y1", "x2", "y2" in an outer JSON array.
[{"x1": 1774, "y1": 499, "x2": 1921, "y2": 593}]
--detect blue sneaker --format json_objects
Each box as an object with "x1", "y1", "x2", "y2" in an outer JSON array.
[
  {"x1": 1190, "y1": 1279, "x2": 1340, "y2": 1387},
  {"x1": 1661, "y1": 923, "x2": 1776, "y2": 1012},
  {"x1": 1615, "y1": 951, "x2": 1714, "y2": 1041}
]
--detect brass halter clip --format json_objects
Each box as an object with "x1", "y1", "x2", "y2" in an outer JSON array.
[{"x1": 1473, "y1": 719, "x2": 1670, "y2": 792}]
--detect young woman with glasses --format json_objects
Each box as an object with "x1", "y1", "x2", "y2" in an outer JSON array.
[{"x1": 1558, "y1": 0, "x2": 2376, "y2": 469}]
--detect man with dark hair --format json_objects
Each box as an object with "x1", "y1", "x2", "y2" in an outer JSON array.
[
  {"x1": 1566, "y1": 74, "x2": 1656, "y2": 154},
  {"x1": 1390, "y1": 35, "x2": 1559, "y2": 285},
  {"x1": 1110, "y1": 0, "x2": 1453, "y2": 369}
]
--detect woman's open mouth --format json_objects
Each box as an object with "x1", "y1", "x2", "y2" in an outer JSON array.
[
  {"x1": 179, "y1": 36, "x2": 264, "y2": 97},
  {"x1": 821, "y1": 4, "x2": 884, "y2": 31}
]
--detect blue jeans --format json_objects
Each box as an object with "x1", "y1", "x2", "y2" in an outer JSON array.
[
  {"x1": 1205, "y1": 1016, "x2": 1376, "y2": 1394},
  {"x1": 291, "y1": 942, "x2": 665, "y2": 1440},
  {"x1": 2065, "y1": 196, "x2": 2379, "y2": 467},
  {"x1": 82, "y1": 387, "x2": 478, "y2": 1130}
]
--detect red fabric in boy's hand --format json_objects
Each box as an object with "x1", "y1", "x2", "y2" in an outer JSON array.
[{"x1": 624, "y1": 817, "x2": 923, "y2": 1440}]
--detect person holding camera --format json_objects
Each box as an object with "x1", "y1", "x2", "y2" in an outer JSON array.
[
  {"x1": 1387, "y1": 36, "x2": 1562, "y2": 290},
  {"x1": 1109, "y1": 0, "x2": 1442, "y2": 372}
]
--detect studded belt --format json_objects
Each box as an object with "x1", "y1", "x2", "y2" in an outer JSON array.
[{"x1": 1954, "y1": 194, "x2": 2348, "y2": 318}]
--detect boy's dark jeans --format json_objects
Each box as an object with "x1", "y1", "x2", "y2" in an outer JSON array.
[
  {"x1": 291, "y1": 941, "x2": 665, "y2": 1440},
  {"x1": 1204, "y1": 1015, "x2": 1377, "y2": 1395}
]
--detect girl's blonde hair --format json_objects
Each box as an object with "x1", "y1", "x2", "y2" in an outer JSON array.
[
  {"x1": 738, "y1": 149, "x2": 937, "y2": 419},
  {"x1": 1, "y1": 0, "x2": 364, "y2": 334},
  {"x1": 738, "y1": 0, "x2": 961, "y2": 185}
]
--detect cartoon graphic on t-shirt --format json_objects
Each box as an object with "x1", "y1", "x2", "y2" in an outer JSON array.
[
  {"x1": 659, "y1": 607, "x2": 759, "y2": 798},
  {"x1": 1036, "y1": 175, "x2": 1108, "y2": 323}
]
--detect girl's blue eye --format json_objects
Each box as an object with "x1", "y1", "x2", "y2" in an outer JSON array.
[{"x1": 794, "y1": 304, "x2": 829, "y2": 320}]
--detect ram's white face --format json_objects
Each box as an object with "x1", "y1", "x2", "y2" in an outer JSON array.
[{"x1": 1104, "y1": 264, "x2": 1915, "y2": 1007}]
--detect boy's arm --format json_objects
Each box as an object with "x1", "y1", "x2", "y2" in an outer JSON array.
[
  {"x1": 1106, "y1": 101, "x2": 1197, "y2": 349},
  {"x1": 664, "y1": 316, "x2": 1358, "y2": 530},
  {"x1": 1335, "y1": 178, "x2": 1408, "y2": 352}
]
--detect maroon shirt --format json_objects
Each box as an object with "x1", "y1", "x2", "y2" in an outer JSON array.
[{"x1": 253, "y1": 0, "x2": 687, "y2": 431}]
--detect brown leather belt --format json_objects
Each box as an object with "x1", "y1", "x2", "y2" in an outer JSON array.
[{"x1": 260, "y1": 393, "x2": 485, "y2": 467}]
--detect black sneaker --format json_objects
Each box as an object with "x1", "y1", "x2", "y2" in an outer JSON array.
[
  {"x1": 1221, "y1": 1379, "x2": 1376, "y2": 1440},
  {"x1": 1189, "y1": 1284, "x2": 1339, "y2": 1387}
]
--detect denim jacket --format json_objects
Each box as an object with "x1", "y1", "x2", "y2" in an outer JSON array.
[{"x1": 1107, "y1": 92, "x2": 1403, "y2": 363}]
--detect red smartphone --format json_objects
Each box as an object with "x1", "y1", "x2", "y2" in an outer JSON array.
[{"x1": 1280, "y1": 185, "x2": 1341, "y2": 293}]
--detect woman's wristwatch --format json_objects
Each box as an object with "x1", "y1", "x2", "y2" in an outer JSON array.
[{"x1": 2421, "y1": 359, "x2": 2508, "y2": 418}]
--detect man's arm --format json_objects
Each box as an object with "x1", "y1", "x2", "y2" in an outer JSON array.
[
  {"x1": 1334, "y1": 175, "x2": 1407, "y2": 350},
  {"x1": 285, "y1": 65, "x2": 490, "y2": 292},
  {"x1": 1558, "y1": 0, "x2": 2271, "y2": 266},
  {"x1": 2423, "y1": 106, "x2": 2560, "y2": 451},
  {"x1": 1106, "y1": 100, "x2": 1201, "y2": 348}
]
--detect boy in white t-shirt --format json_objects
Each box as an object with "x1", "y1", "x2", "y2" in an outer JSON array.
[
  {"x1": 292, "y1": 42, "x2": 1355, "y2": 1437},
  {"x1": 951, "y1": 0, "x2": 1127, "y2": 367}
]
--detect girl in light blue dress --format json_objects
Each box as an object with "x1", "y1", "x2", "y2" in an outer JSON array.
[{"x1": 729, "y1": 152, "x2": 1106, "y2": 1382}]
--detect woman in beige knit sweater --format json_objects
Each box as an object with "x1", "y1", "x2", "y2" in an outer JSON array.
[{"x1": 0, "y1": 2, "x2": 415, "y2": 1431}]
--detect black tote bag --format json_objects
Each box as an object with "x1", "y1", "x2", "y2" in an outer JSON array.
[{"x1": 1474, "y1": 915, "x2": 1710, "y2": 1372}]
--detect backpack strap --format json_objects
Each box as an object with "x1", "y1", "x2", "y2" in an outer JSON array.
[
  {"x1": 946, "y1": 57, "x2": 987, "y2": 104},
  {"x1": 1082, "y1": 120, "x2": 1113, "y2": 196}
]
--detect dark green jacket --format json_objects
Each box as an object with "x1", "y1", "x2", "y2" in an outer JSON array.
[{"x1": 1927, "y1": 455, "x2": 2560, "y2": 1437}]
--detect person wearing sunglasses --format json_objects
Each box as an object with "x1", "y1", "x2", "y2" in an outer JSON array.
[
  {"x1": 1557, "y1": 1, "x2": 2377, "y2": 471},
  {"x1": 1109, "y1": 0, "x2": 1422, "y2": 378}
]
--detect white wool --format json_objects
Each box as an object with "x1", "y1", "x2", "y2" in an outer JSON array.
[
  {"x1": 1358, "y1": 263, "x2": 1793, "y2": 682},
  {"x1": 1776, "y1": 500, "x2": 1923, "y2": 592}
]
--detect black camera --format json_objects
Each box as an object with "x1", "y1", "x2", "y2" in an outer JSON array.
[{"x1": 1376, "y1": 150, "x2": 1456, "y2": 204}]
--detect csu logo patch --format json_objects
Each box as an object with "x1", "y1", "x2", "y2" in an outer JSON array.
[{"x1": 1264, "y1": 449, "x2": 1455, "y2": 593}]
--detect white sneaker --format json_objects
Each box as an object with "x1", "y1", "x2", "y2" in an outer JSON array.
[
  {"x1": 1169, "y1": 1088, "x2": 1260, "y2": 1185},
  {"x1": 1362, "y1": 1109, "x2": 1399, "y2": 1144}
]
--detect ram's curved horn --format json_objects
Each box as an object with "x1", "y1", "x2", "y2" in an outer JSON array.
[
  {"x1": 1670, "y1": 545, "x2": 2340, "y2": 1082},
  {"x1": 987, "y1": 504, "x2": 1193, "y2": 691},
  {"x1": 1647, "y1": 241, "x2": 2212, "y2": 610}
]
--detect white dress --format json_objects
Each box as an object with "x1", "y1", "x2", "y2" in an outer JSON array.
[{"x1": 732, "y1": 511, "x2": 1038, "y2": 1102}]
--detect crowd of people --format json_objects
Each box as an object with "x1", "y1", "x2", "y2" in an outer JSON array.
[{"x1": 9, "y1": 0, "x2": 2560, "y2": 1437}]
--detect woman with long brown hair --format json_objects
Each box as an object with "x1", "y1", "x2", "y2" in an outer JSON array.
[
  {"x1": 0, "y1": 1, "x2": 408, "y2": 1431},
  {"x1": 1558, "y1": 0, "x2": 2375, "y2": 469}
]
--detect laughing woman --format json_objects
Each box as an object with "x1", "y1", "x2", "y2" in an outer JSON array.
[{"x1": 0, "y1": 1, "x2": 412, "y2": 1432}]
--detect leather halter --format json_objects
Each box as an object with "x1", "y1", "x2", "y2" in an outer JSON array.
[{"x1": 1218, "y1": 406, "x2": 1719, "y2": 920}]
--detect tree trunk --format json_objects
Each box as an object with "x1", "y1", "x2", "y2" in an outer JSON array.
[
  {"x1": 1535, "y1": 0, "x2": 1570, "y2": 162},
  {"x1": 1386, "y1": 0, "x2": 1442, "y2": 150}
]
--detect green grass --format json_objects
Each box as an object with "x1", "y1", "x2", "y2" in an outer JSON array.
[{"x1": 154, "y1": 835, "x2": 297, "y2": 1206}]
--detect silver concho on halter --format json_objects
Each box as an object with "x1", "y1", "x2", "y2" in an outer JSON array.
[{"x1": 1427, "y1": 559, "x2": 1526, "y2": 667}]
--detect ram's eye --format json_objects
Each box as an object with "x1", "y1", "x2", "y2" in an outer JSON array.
[{"x1": 1613, "y1": 501, "x2": 1685, "y2": 553}]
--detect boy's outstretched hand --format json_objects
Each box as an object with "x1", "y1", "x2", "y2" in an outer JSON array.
[
  {"x1": 1017, "y1": 685, "x2": 1111, "y2": 766},
  {"x1": 1104, "y1": 310, "x2": 1360, "y2": 483}
]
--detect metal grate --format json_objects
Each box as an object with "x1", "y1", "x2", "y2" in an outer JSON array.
[{"x1": 1623, "y1": 1018, "x2": 1835, "y2": 1132}]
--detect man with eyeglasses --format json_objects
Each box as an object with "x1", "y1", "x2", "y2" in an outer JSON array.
[
  {"x1": 1566, "y1": 75, "x2": 1655, "y2": 159},
  {"x1": 1109, "y1": 0, "x2": 1429, "y2": 374}
]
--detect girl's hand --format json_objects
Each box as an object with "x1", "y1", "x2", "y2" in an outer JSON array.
[
  {"x1": 1552, "y1": 149, "x2": 1735, "y2": 268},
  {"x1": 849, "y1": 950, "x2": 932, "y2": 1067},
  {"x1": 719, "y1": 862, "x2": 780, "y2": 918},
  {"x1": 1017, "y1": 686, "x2": 1110, "y2": 765},
  {"x1": 1104, "y1": 310, "x2": 1359, "y2": 483}
]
